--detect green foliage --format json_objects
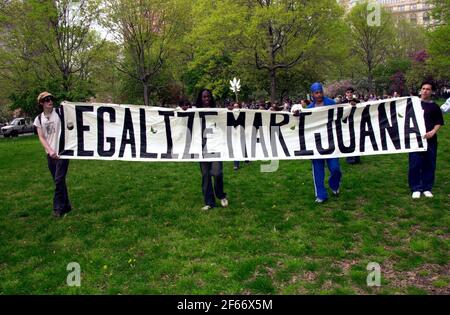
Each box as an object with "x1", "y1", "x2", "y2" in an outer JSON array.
[
  {"x1": 426, "y1": 24, "x2": 450, "y2": 81},
  {"x1": 0, "y1": 0, "x2": 102, "y2": 114},
  {"x1": 0, "y1": 0, "x2": 447, "y2": 106},
  {"x1": 347, "y1": 1, "x2": 395, "y2": 92},
  {"x1": 373, "y1": 58, "x2": 411, "y2": 95},
  {"x1": 182, "y1": 0, "x2": 347, "y2": 102}
]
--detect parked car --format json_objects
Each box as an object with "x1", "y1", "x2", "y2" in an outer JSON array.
[{"x1": 1, "y1": 117, "x2": 35, "y2": 137}]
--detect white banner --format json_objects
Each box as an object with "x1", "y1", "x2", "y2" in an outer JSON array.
[{"x1": 59, "y1": 97, "x2": 427, "y2": 162}]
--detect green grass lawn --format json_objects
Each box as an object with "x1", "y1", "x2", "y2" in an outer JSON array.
[{"x1": 0, "y1": 115, "x2": 448, "y2": 295}]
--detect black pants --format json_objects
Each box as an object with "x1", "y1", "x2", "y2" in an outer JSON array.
[
  {"x1": 346, "y1": 156, "x2": 360, "y2": 164},
  {"x1": 408, "y1": 141, "x2": 437, "y2": 192},
  {"x1": 47, "y1": 156, "x2": 71, "y2": 212},
  {"x1": 199, "y1": 162, "x2": 226, "y2": 207}
]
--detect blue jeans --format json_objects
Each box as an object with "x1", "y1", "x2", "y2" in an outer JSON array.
[
  {"x1": 47, "y1": 156, "x2": 71, "y2": 212},
  {"x1": 408, "y1": 141, "x2": 437, "y2": 192},
  {"x1": 199, "y1": 162, "x2": 226, "y2": 207},
  {"x1": 311, "y1": 158, "x2": 342, "y2": 200}
]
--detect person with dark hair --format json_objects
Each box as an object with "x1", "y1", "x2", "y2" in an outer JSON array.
[
  {"x1": 409, "y1": 81, "x2": 444, "y2": 199},
  {"x1": 195, "y1": 88, "x2": 216, "y2": 109},
  {"x1": 34, "y1": 91, "x2": 71, "y2": 218},
  {"x1": 195, "y1": 89, "x2": 228, "y2": 210},
  {"x1": 341, "y1": 87, "x2": 361, "y2": 164},
  {"x1": 342, "y1": 87, "x2": 359, "y2": 106},
  {"x1": 257, "y1": 100, "x2": 266, "y2": 110},
  {"x1": 307, "y1": 83, "x2": 342, "y2": 203},
  {"x1": 177, "y1": 99, "x2": 191, "y2": 111},
  {"x1": 269, "y1": 101, "x2": 280, "y2": 111}
]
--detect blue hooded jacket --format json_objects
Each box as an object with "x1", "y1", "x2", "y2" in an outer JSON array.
[
  {"x1": 307, "y1": 82, "x2": 336, "y2": 108},
  {"x1": 307, "y1": 96, "x2": 336, "y2": 108}
]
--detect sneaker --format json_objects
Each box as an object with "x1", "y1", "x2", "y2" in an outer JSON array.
[
  {"x1": 52, "y1": 210, "x2": 63, "y2": 218},
  {"x1": 233, "y1": 166, "x2": 238, "y2": 170},
  {"x1": 220, "y1": 198, "x2": 228, "y2": 208},
  {"x1": 201, "y1": 205, "x2": 212, "y2": 211},
  {"x1": 315, "y1": 198, "x2": 326, "y2": 203},
  {"x1": 423, "y1": 191, "x2": 433, "y2": 198},
  {"x1": 332, "y1": 189, "x2": 340, "y2": 197},
  {"x1": 412, "y1": 191, "x2": 421, "y2": 199}
]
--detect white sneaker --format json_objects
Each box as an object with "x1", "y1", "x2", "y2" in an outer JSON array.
[
  {"x1": 412, "y1": 191, "x2": 421, "y2": 199},
  {"x1": 201, "y1": 205, "x2": 212, "y2": 211},
  {"x1": 315, "y1": 198, "x2": 326, "y2": 203},
  {"x1": 220, "y1": 198, "x2": 228, "y2": 208},
  {"x1": 423, "y1": 191, "x2": 433, "y2": 198}
]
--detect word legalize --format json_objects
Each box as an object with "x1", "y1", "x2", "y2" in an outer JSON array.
[{"x1": 58, "y1": 97, "x2": 427, "y2": 162}]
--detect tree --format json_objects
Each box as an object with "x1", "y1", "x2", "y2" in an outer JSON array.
[
  {"x1": 243, "y1": 0, "x2": 346, "y2": 103},
  {"x1": 184, "y1": 0, "x2": 347, "y2": 103},
  {"x1": 406, "y1": 49, "x2": 433, "y2": 94},
  {"x1": 0, "y1": 0, "x2": 103, "y2": 115},
  {"x1": 426, "y1": 0, "x2": 450, "y2": 83},
  {"x1": 103, "y1": 0, "x2": 187, "y2": 105},
  {"x1": 347, "y1": 1, "x2": 394, "y2": 93}
]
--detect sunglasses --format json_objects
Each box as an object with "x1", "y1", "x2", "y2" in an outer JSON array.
[{"x1": 41, "y1": 96, "x2": 54, "y2": 103}]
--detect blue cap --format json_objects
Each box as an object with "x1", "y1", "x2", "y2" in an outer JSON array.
[{"x1": 310, "y1": 82, "x2": 323, "y2": 93}]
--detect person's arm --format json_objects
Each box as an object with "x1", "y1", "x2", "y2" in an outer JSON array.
[
  {"x1": 36, "y1": 127, "x2": 58, "y2": 158},
  {"x1": 424, "y1": 124, "x2": 441, "y2": 139}
]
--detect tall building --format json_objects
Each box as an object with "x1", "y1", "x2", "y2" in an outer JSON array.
[{"x1": 337, "y1": 0, "x2": 435, "y2": 26}]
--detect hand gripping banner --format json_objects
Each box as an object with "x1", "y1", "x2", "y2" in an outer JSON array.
[{"x1": 58, "y1": 97, "x2": 427, "y2": 162}]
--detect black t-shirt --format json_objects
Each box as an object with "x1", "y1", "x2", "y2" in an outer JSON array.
[{"x1": 421, "y1": 100, "x2": 444, "y2": 142}]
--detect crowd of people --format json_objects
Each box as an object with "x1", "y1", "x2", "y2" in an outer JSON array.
[
  {"x1": 34, "y1": 80, "x2": 446, "y2": 216},
  {"x1": 176, "y1": 88, "x2": 421, "y2": 115}
]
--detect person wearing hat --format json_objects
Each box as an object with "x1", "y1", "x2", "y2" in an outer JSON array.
[
  {"x1": 34, "y1": 91, "x2": 72, "y2": 217},
  {"x1": 307, "y1": 82, "x2": 342, "y2": 203}
]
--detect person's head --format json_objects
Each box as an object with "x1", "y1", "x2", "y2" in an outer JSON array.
[
  {"x1": 224, "y1": 100, "x2": 233, "y2": 110},
  {"x1": 178, "y1": 99, "x2": 191, "y2": 111},
  {"x1": 37, "y1": 91, "x2": 55, "y2": 112},
  {"x1": 233, "y1": 102, "x2": 240, "y2": 109},
  {"x1": 420, "y1": 81, "x2": 435, "y2": 101},
  {"x1": 301, "y1": 99, "x2": 310, "y2": 107},
  {"x1": 345, "y1": 87, "x2": 354, "y2": 99},
  {"x1": 195, "y1": 89, "x2": 216, "y2": 108},
  {"x1": 310, "y1": 82, "x2": 324, "y2": 103},
  {"x1": 393, "y1": 91, "x2": 400, "y2": 97}
]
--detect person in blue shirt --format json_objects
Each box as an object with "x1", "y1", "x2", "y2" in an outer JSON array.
[{"x1": 307, "y1": 82, "x2": 342, "y2": 203}]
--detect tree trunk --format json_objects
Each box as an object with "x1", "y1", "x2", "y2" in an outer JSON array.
[
  {"x1": 269, "y1": 68, "x2": 276, "y2": 104},
  {"x1": 63, "y1": 72, "x2": 70, "y2": 94},
  {"x1": 368, "y1": 71, "x2": 373, "y2": 94},
  {"x1": 143, "y1": 81, "x2": 149, "y2": 106}
]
